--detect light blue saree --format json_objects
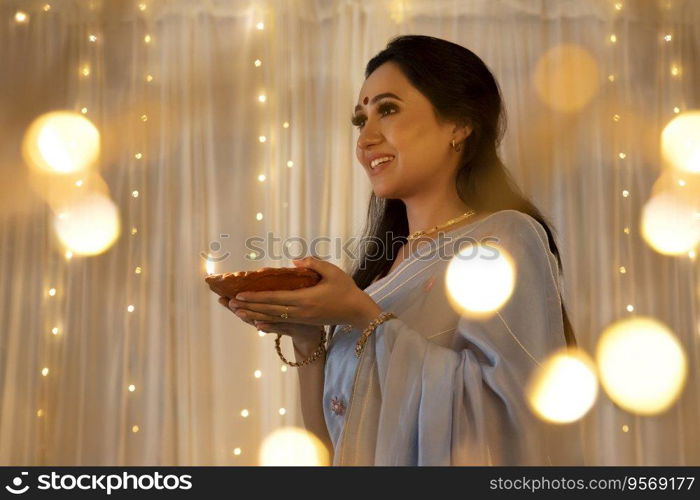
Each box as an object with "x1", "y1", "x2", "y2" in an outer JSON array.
[{"x1": 323, "y1": 209, "x2": 586, "y2": 465}]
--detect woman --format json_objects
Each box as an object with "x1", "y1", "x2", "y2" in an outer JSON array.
[{"x1": 222, "y1": 35, "x2": 584, "y2": 465}]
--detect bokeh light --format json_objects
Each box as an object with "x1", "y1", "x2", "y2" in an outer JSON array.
[
  {"x1": 596, "y1": 317, "x2": 687, "y2": 415},
  {"x1": 53, "y1": 193, "x2": 121, "y2": 256},
  {"x1": 532, "y1": 44, "x2": 601, "y2": 113},
  {"x1": 445, "y1": 243, "x2": 515, "y2": 318},
  {"x1": 640, "y1": 191, "x2": 700, "y2": 256},
  {"x1": 526, "y1": 348, "x2": 598, "y2": 423},
  {"x1": 22, "y1": 111, "x2": 100, "y2": 174},
  {"x1": 258, "y1": 427, "x2": 329, "y2": 466},
  {"x1": 661, "y1": 110, "x2": 700, "y2": 174}
]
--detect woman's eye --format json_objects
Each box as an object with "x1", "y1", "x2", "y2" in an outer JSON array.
[{"x1": 351, "y1": 103, "x2": 396, "y2": 130}]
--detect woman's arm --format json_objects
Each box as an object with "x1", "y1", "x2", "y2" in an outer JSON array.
[{"x1": 293, "y1": 335, "x2": 334, "y2": 460}]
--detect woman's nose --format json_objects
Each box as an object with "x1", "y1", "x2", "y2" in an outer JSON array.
[{"x1": 357, "y1": 129, "x2": 383, "y2": 149}]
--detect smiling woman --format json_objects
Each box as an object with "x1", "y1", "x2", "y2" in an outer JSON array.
[{"x1": 320, "y1": 34, "x2": 583, "y2": 465}]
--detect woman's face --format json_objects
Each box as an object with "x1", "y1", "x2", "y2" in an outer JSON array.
[{"x1": 353, "y1": 62, "x2": 467, "y2": 199}]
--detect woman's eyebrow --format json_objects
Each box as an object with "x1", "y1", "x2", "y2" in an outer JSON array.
[{"x1": 354, "y1": 93, "x2": 402, "y2": 113}]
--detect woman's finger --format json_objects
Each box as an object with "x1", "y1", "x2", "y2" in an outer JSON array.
[
  {"x1": 234, "y1": 307, "x2": 307, "y2": 325},
  {"x1": 228, "y1": 298, "x2": 302, "y2": 319}
]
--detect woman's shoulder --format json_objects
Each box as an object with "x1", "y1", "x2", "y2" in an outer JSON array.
[{"x1": 462, "y1": 209, "x2": 545, "y2": 236}]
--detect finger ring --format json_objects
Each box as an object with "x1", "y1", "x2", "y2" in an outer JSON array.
[{"x1": 280, "y1": 305, "x2": 289, "y2": 319}]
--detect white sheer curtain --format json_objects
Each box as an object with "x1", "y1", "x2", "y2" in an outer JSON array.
[{"x1": 1, "y1": 0, "x2": 698, "y2": 465}]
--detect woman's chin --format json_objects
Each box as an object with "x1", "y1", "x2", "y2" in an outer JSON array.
[{"x1": 371, "y1": 184, "x2": 399, "y2": 199}]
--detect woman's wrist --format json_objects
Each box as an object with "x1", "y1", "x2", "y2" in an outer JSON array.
[
  {"x1": 292, "y1": 328, "x2": 326, "y2": 357},
  {"x1": 350, "y1": 294, "x2": 383, "y2": 331}
]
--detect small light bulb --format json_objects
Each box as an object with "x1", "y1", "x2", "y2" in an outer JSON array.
[
  {"x1": 127, "y1": 305, "x2": 135, "y2": 313},
  {"x1": 678, "y1": 179, "x2": 686, "y2": 187},
  {"x1": 51, "y1": 327, "x2": 59, "y2": 335},
  {"x1": 140, "y1": 114, "x2": 148, "y2": 122},
  {"x1": 15, "y1": 11, "x2": 28, "y2": 23},
  {"x1": 258, "y1": 135, "x2": 267, "y2": 143},
  {"x1": 135, "y1": 152, "x2": 142, "y2": 159},
  {"x1": 613, "y1": 114, "x2": 620, "y2": 122},
  {"x1": 287, "y1": 160, "x2": 294, "y2": 168},
  {"x1": 41, "y1": 367, "x2": 49, "y2": 376},
  {"x1": 622, "y1": 189, "x2": 629, "y2": 197},
  {"x1": 48, "y1": 288, "x2": 57, "y2": 296},
  {"x1": 132, "y1": 190, "x2": 139, "y2": 198},
  {"x1": 283, "y1": 121, "x2": 289, "y2": 128},
  {"x1": 248, "y1": 252, "x2": 257, "y2": 259},
  {"x1": 254, "y1": 370, "x2": 262, "y2": 378},
  {"x1": 37, "y1": 409, "x2": 44, "y2": 417},
  {"x1": 664, "y1": 34, "x2": 672, "y2": 42},
  {"x1": 608, "y1": 74, "x2": 615, "y2": 82},
  {"x1": 623, "y1": 227, "x2": 630, "y2": 234},
  {"x1": 279, "y1": 408, "x2": 286, "y2": 415},
  {"x1": 135, "y1": 266, "x2": 142, "y2": 274},
  {"x1": 81, "y1": 65, "x2": 91, "y2": 77},
  {"x1": 614, "y1": 2, "x2": 623, "y2": 10},
  {"x1": 254, "y1": 59, "x2": 262, "y2": 67},
  {"x1": 281, "y1": 365, "x2": 288, "y2": 372},
  {"x1": 146, "y1": 74, "x2": 153, "y2": 82},
  {"x1": 610, "y1": 34, "x2": 617, "y2": 43},
  {"x1": 619, "y1": 266, "x2": 626, "y2": 274},
  {"x1": 626, "y1": 304, "x2": 634, "y2": 312},
  {"x1": 256, "y1": 212, "x2": 263, "y2": 221},
  {"x1": 65, "y1": 251, "x2": 73, "y2": 260},
  {"x1": 144, "y1": 34, "x2": 152, "y2": 43},
  {"x1": 257, "y1": 330, "x2": 266, "y2": 337},
  {"x1": 43, "y1": 5, "x2": 51, "y2": 12},
  {"x1": 132, "y1": 425, "x2": 140, "y2": 433},
  {"x1": 258, "y1": 94, "x2": 266, "y2": 103},
  {"x1": 618, "y1": 152, "x2": 626, "y2": 159},
  {"x1": 131, "y1": 227, "x2": 138, "y2": 235},
  {"x1": 75, "y1": 179, "x2": 84, "y2": 187},
  {"x1": 128, "y1": 384, "x2": 136, "y2": 392},
  {"x1": 256, "y1": 22, "x2": 264, "y2": 30},
  {"x1": 138, "y1": 3, "x2": 147, "y2": 11},
  {"x1": 258, "y1": 174, "x2": 266, "y2": 182},
  {"x1": 673, "y1": 106, "x2": 680, "y2": 114},
  {"x1": 622, "y1": 424, "x2": 629, "y2": 432},
  {"x1": 89, "y1": 34, "x2": 97, "y2": 42},
  {"x1": 241, "y1": 409, "x2": 249, "y2": 418},
  {"x1": 233, "y1": 448, "x2": 242, "y2": 455},
  {"x1": 671, "y1": 65, "x2": 680, "y2": 76}
]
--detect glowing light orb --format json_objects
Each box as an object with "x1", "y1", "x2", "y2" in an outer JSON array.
[
  {"x1": 53, "y1": 193, "x2": 121, "y2": 256},
  {"x1": 23, "y1": 111, "x2": 100, "y2": 174},
  {"x1": 596, "y1": 317, "x2": 687, "y2": 415},
  {"x1": 641, "y1": 192, "x2": 700, "y2": 255},
  {"x1": 258, "y1": 427, "x2": 329, "y2": 466},
  {"x1": 445, "y1": 243, "x2": 515, "y2": 318},
  {"x1": 661, "y1": 111, "x2": 700, "y2": 174},
  {"x1": 526, "y1": 348, "x2": 598, "y2": 423},
  {"x1": 533, "y1": 45, "x2": 600, "y2": 113}
]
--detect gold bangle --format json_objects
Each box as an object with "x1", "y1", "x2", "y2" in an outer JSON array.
[
  {"x1": 355, "y1": 312, "x2": 397, "y2": 358},
  {"x1": 275, "y1": 329, "x2": 327, "y2": 367}
]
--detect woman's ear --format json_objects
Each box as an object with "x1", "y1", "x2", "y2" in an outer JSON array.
[{"x1": 452, "y1": 121, "x2": 473, "y2": 143}]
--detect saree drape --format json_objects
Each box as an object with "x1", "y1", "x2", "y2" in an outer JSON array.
[{"x1": 324, "y1": 210, "x2": 585, "y2": 465}]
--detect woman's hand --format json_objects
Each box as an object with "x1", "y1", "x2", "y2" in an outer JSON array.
[
  {"x1": 225, "y1": 256, "x2": 382, "y2": 330},
  {"x1": 218, "y1": 294, "x2": 324, "y2": 347}
]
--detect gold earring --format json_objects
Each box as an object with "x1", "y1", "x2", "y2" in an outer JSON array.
[{"x1": 451, "y1": 139, "x2": 462, "y2": 152}]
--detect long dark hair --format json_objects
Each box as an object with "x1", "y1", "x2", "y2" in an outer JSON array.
[{"x1": 347, "y1": 35, "x2": 576, "y2": 348}]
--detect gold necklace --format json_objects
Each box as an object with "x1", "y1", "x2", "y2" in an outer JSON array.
[{"x1": 406, "y1": 209, "x2": 476, "y2": 241}]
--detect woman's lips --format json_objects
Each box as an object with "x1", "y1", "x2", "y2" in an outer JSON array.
[{"x1": 368, "y1": 157, "x2": 394, "y2": 176}]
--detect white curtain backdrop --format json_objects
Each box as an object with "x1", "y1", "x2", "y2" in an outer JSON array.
[{"x1": 1, "y1": 0, "x2": 699, "y2": 465}]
